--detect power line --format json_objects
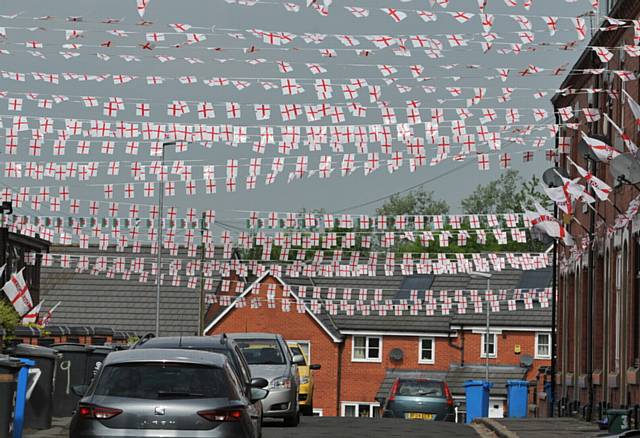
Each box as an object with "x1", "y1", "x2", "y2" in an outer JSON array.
[{"x1": 332, "y1": 160, "x2": 475, "y2": 214}]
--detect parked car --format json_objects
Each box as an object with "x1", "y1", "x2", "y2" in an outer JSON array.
[
  {"x1": 287, "y1": 342, "x2": 321, "y2": 416},
  {"x1": 69, "y1": 348, "x2": 268, "y2": 438},
  {"x1": 382, "y1": 378, "x2": 455, "y2": 422},
  {"x1": 132, "y1": 335, "x2": 268, "y2": 436},
  {"x1": 229, "y1": 333, "x2": 303, "y2": 426}
]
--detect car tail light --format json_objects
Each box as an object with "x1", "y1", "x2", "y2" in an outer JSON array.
[
  {"x1": 198, "y1": 409, "x2": 244, "y2": 422},
  {"x1": 78, "y1": 404, "x2": 122, "y2": 420},
  {"x1": 443, "y1": 383, "x2": 454, "y2": 407},
  {"x1": 388, "y1": 378, "x2": 400, "y2": 402}
]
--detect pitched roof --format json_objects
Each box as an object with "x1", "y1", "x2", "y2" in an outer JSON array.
[
  {"x1": 375, "y1": 364, "x2": 529, "y2": 402},
  {"x1": 40, "y1": 245, "x2": 221, "y2": 336},
  {"x1": 445, "y1": 364, "x2": 528, "y2": 397}
]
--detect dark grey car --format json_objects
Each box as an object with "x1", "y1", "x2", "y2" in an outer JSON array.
[
  {"x1": 69, "y1": 349, "x2": 268, "y2": 438},
  {"x1": 382, "y1": 379, "x2": 455, "y2": 422},
  {"x1": 132, "y1": 335, "x2": 267, "y2": 436}
]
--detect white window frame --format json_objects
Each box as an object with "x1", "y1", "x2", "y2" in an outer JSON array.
[
  {"x1": 351, "y1": 336, "x2": 382, "y2": 363},
  {"x1": 340, "y1": 401, "x2": 381, "y2": 418},
  {"x1": 418, "y1": 337, "x2": 435, "y2": 364},
  {"x1": 312, "y1": 408, "x2": 323, "y2": 417},
  {"x1": 288, "y1": 340, "x2": 311, "y2": 362},
  {"x1": 535, "y1": 332, "x2": 551, "y2": 359},
  {"x1": 481, "y1": 333, "x2": 497, "y2": 359}
]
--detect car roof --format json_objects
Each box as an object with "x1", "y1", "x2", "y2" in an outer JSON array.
[
  {"x1": 103, "y1": 348, "x2": 229, "y2": 367},
  {"x1": 136, "y1": 336, "x2": 232, "y2": 350},
  {"x1": 227, "y1": 332, "x2": 281, "y2": 340}
]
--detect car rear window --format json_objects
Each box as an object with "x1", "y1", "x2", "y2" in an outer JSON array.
[
  {"x1": 236, "y1": 339, "x2": 286, "y2": 365},
  {"x1": 397, "y1": 380, "x2": 444, "y2": 397},
  {"x1": 94, "y1": 363, "x2": 236, "y2": 400}
]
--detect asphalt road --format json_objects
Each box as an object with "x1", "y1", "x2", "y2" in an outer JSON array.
[
  {"x1": 27, "y1": 416, "x2": 481, "y2": 438},
  {"x1": 263, "y1": 416, "x2": 481, "y2": 437}
]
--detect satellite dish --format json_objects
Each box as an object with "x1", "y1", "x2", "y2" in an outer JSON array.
[
  {"x1": 389, "y1": 348, "x2": 404, "y2": 362},
  {"x1": 610, "y1": 154, "x2": 640, "y2": 185},
  {"x1": 577, "y1": 134, "x2": 609, "y2": 161},
  {"x1": 542, "y1": 166, "x2": 570, "y2": 188},
  {"x1": 520, "y1": 354, "x2": 534, "y2": 369}
]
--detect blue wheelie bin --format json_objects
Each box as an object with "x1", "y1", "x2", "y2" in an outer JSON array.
[
  {"x1": 464, "y1": 380, "x2": 492, "y2": 423},
  {"x1": 506, "y1": 380, "x2": 529, "y2": 418}
]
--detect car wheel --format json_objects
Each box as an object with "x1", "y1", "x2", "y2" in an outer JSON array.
[
  {"x1": 301, "y1": 402, "x2": 313, "y2": 416},
  {"x1": 283, "y1": 412, "x2": 300, "y2": 427}
]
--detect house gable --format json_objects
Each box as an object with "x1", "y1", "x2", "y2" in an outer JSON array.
[{"x1": 204, "y1": 271, "x2": 343, "y2": 343}]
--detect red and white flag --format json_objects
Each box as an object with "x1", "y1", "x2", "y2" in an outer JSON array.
[
  {"x1": 22, "y1": 300, "x2": 43, "y2": 325},
  {"x1": 568, "y1": 157, "x2": 612, "y2": 201},
  {"x1": 137, "y1": 0, "x2": 149, "y2": 18},
  {"x1": 41, "y1": 301, "x2": 62, "y2": 327},
  {"x1": 525, "y1": 203, "x2": 574, "y2": 246},
  {"x1": 581, "y1": 132, "x2": 620, "y2": 162},
  {"x1": 623, "y1": 89, "x2": 640, "y2": 127},
  {"x1": 2, "y1": 268, "x2": 33, "y2": 316}
]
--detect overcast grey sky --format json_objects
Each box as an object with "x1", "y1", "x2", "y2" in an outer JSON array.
[{"x1": 0, "y1": 0, "x2": 592, "y2": 227}]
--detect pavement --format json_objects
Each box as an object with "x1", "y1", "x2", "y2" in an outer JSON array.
[
  {"x1": 25, "y1": 416, "x2": 481, "y2": 438},
  {"x1": 474, "y1": 417, "x2": 604, "y2": 438}
]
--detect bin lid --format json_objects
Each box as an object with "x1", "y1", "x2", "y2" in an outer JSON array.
[
  {"x1": 11, "y1": 343, "x2": 60, "y2": 360},
  {"x1": 52, "y1": 343, "x2": 92, "y2": 353},
  {"x1": 0, "y1": 355, "x2": 26, "y2": 371},
  {"x1": 464, "y1": 380, "x2": 493, "y2": 388},
  {"x1": 506, "y1": 380, "x2": 529, "y2": 387}
]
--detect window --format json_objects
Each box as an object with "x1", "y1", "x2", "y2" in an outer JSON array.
[
  {"x1": 341, "y1": 402, "x2": 381, "y2": 418},
  {"x1": 418, "y1": 338, "x2": 435, "y2": 364},
  {"x1": 481, "y1": 333, "x2": 497, "y2": 358},
  {"x1": 352, "y1": 336, "x2": 382, "y2": 362},
  {"x1": 535, "y1": 333, "x2": 551, "y2": 359}
]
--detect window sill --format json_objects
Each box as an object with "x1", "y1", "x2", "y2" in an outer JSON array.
[
  {"x1": 418, "y1": 360, "x2": 435, "y2": 365},
  {"x1": 351, "y1": 358, "x2": 382, "y2": 363}
]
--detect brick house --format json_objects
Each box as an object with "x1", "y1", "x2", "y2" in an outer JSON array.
[
  {"x1": 551, "y1": 0, "x2": 640, "y2": 417},
  {"x1": 205, "y1": 268, "x2": 552, "y2": 418}
]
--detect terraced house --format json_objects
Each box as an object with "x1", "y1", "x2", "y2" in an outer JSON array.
[
  {"x1": 551, "y1": 0, "x2": 640, "y2": 420},
  {"x1": 204, "y1": 268, "x2": 552, "y2": 419}
]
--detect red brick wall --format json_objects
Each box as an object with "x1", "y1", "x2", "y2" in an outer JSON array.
[{"x1": 206, "y1": 275, "x2": 551, "y2": 416}]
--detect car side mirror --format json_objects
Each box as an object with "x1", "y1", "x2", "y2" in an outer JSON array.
[
  {"x1": 309, "y1": 364, "x2": 321, "y2": 370},
  {"x1": 72, "y1": 384, "x2": 89, "y2": 397},
  {"x1": 251, "y1": 377, "x2": 269, "y2": 389},
  {"x1": 292, "y1": 354, "x2": 305, "y2": 365},
  {"x1": 250, "y1": 388, "x2": 269, "y2": 403}
]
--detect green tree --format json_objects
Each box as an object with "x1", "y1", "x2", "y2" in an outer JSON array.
[
  {"x1": 376, "y1": 188, "x2": 449, "y2": 216},
  {"x1": 460, "y1": 170, "x2": 550, "y2": 214}
]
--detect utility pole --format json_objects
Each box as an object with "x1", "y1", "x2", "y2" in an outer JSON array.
[
  {"x1": 155, "y1": 142, "x2": 175, "y2": 337},
  {"x1": 198, "y1": 212, "x2": 206, "y2": 335}
]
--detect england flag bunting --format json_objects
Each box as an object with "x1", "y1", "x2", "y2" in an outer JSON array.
[{"x1": 2, "y1": 268, "x2": 33, "y2": 316}]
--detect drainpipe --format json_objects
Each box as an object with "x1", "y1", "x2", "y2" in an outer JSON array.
[
  {"x1": 336, "y1": 339, "x2": 343, "y2": 416},
  {"x1": 448, "y1": 326, "x2": 465, "y2": 367},
  {"x1": 551, "y1": 110, "x2": 560, "y2": 417}
]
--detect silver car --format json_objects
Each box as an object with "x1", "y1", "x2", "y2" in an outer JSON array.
[
  {"x1": 229, "y1": 333, "x2": 303, "y2": 427},
  {"x1": 69, "y1": 348, "x2": 268, "y2": 438}
]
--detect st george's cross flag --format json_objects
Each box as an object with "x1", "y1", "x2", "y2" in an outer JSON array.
[
  {"x1": 41, "y1": 301, "x2": 62, "y2": 327},
  {"x1": 22, "y1": 300, "x2": 44, "y2": 325},
  {"x1": 2, "y1": 268, "x2": 33, "y2": 316},
  {"x1": 581, "y1": 132, "x2": 621, "y2": 162}
]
